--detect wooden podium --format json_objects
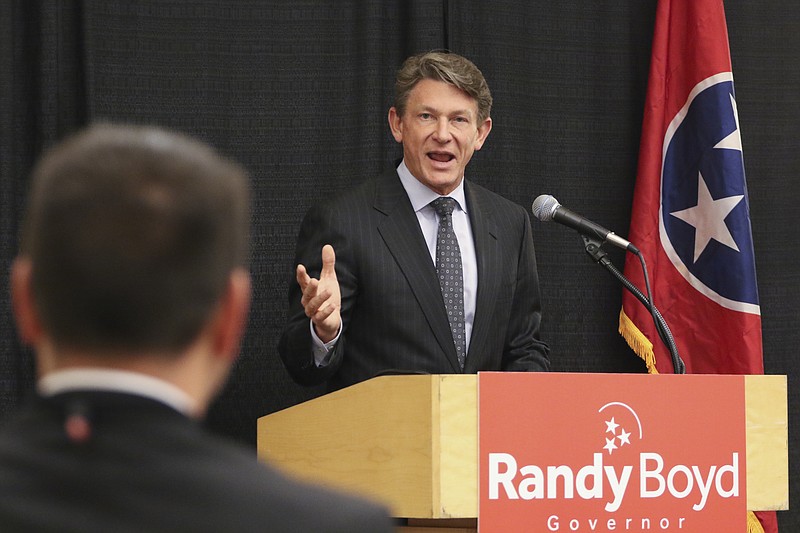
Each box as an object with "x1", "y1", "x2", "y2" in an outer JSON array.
[{"x1": 256, "y1": 374, "x2": 787, "y2": 530}]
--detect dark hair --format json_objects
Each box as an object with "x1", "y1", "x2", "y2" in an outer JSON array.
[
  {"x1": 20, "y1": 123, "x2": 250, "y2": 354},
  {"x1": 394, "y1": 51, "x2": 493, "y2": 123}
]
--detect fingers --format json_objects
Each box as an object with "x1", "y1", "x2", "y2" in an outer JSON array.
[
  {"x1": 300, "y1": 280, "x2": 335, "y2": 320},
  {"x1": 295, "y1": 245, "x2": 340, "y2": 336},
  {"x1": 297, "y1": 244, "x2": 336, "y2": 287},
  {"x1": 320, "y1": 244, "x2": 336, "y2": 279},
  {"x1": 296, "y1": 258, "x2": 329, "y2": 313},
  {"x1": 310, "y1": 300, "x2": 337, "y2": 323},
  {"x1": 300, "y1": 277, "x2": 322, "y2": 308},
  {"x1": 296, "y1": 264, "x2": 311, "y2": 291}
]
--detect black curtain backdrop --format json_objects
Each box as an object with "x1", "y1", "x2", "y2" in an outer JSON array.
[{"x1": 2, "y1": 1, "x2": 798, "y2": 528}]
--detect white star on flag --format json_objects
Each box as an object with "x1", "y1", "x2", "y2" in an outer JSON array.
[
  {"x1": 669, "y1": 172, "x2": 743, "y2": 263},
  {"x1": 713, "y1": 93, "x2": 743, "y2": 152}
]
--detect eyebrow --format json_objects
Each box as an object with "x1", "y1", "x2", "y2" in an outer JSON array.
[{"x1": 418, "y1": 105, "x2": 475, "y2": 118}]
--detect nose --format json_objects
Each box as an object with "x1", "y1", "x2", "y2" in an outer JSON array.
[{"x1": 432, "y1": 118, "x2": 452, "y2": 142}]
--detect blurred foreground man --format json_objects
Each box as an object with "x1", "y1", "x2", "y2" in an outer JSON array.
[{"x1": 0, "y1": 124, "x2": 392, "y2": 532}]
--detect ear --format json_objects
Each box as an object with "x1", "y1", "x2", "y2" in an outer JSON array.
[
  {"x1": 388, "y1": 107, "x2": 404, "y2": 143},
  {"x1": 10, "y1": 257, "x2": 44, "y2": 346},
  {"x1": 210, "y1": 268, "x2": 251, "y2": 363},
  {"x1": 473, "y1": 116, "x2": 493, "y2": 151}
]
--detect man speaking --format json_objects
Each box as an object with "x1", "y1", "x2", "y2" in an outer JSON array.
[{"x1": 280, "y1": 51, "x2": 550, "y2": 391}]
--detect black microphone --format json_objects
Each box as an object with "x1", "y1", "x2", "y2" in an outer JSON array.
[{"x1": 532, "y1": 194, "x2": 638, "y2": 253}]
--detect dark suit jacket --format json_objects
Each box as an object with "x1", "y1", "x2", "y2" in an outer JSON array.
[
  {"x1": 279, "y1": 168, "x2": 549, "y2": 391},
  {"x1": 0, "y1": 391, "x2": 392, "y2": 532}
]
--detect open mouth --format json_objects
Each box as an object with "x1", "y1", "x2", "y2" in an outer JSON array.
[{"x1": 427, "y1": 151, "x2": 455, "y2": 163}]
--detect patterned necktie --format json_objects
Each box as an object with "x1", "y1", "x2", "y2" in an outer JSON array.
[{"x1": 431, "y1": 197, "x2": 467, "y2": 370}]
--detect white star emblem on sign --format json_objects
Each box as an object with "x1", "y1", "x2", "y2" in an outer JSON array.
[
  {"x1": 617, "y1": 429, "x2": 631, "y2": 446},
  {"x1": 604, "y1": 437, "x2": 618, "y2": 454},
  {"x1": 669, "y1": 173, "x2": 744, "y2": 263}
]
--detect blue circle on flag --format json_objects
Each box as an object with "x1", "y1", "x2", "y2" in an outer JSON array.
[{"x1": 661, "y1": 78, "x2": 759, "y2": 307}]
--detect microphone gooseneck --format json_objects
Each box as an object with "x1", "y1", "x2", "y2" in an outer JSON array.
[{"x1": 531, "y1": 193, "x2": 684, "y2": 374}]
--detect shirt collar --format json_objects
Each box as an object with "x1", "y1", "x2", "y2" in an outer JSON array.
[
  {"x1": 38, "y1": 368, "x2": 197, "y2": 417},
  {"x1": 396, "y1": 159, "x2": 468, "y2": 214}
]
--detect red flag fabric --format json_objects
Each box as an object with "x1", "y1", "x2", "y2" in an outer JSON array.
[{"x1": 619, "y1": 0, "x2": 777, "y2": 531}]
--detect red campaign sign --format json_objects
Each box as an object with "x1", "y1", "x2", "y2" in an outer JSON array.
[{"x1": 479, "y1": 372, "x2": 747, "y2": 532}]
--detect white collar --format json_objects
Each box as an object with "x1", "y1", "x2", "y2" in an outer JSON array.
[
  {"x1": 396, "y1": 159, "x2": 468, "y2": 214},
  {"x1": 38, "y1": 368, "x2": 196, "y2": 416}
]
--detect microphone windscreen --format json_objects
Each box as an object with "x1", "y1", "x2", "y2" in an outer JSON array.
[{"x1": 531, "y1": 194, "x2": 560, "y2": 222}]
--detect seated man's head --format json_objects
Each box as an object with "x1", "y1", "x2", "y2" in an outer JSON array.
[{"x1": 12, "y1": 124, "x2": 251, "y2": 406}]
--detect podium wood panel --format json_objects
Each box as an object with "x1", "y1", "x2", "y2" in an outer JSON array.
[
  {"x1": 257, "y1": 374, "x2": 478, "y2": 518},
  {"x1": 745, "y1": 374, "x2": 789, "y2": 510}
]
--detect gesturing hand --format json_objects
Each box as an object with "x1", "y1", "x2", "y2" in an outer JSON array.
[{"x1": 295, "y1": 244, "x2": 341, "y2": 343}]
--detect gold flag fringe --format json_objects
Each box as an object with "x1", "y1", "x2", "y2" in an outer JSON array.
[
  {"x1": 747, "y1": 511, "x2": 766, "y2": 533},
  {"x1": 618, "y1": 309, "x2": 658, "y2": 374}
]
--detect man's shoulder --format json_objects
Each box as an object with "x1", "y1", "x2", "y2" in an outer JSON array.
[
  {"x1": 0, "y1": 404, "x2": 392, "y2": 532},
  {"x1": 253, "y1": 461, "x2": 393, "y2": 531},
  {"x1": 329, "y1": 167, "x2": 398, "y2": 202},
  {"x1": 305, "y1": 166, "x2": 402, "y2": 218},
  {"x1": 191, "y1": 435, "x2": 393, "y2": 531},
  {"x1": 466, "y1": 180, "x2": 528, "y2": 218}
]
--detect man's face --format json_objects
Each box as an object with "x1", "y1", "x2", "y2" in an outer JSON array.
[{"x1": 388, "y1": 78, "x2": 492, "y2": 196}]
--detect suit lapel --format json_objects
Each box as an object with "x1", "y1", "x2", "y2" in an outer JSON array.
[
  {"x1": 464, "y1": 182, "x2": 500, "y2": 369},
  {"x1": 373, "y1": 171, "x2": 462, "y2": 372}
]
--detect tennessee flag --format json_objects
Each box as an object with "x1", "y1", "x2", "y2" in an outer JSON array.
[{"x1": 618, "y1": 0, "x2": 777, "y2": 532}]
